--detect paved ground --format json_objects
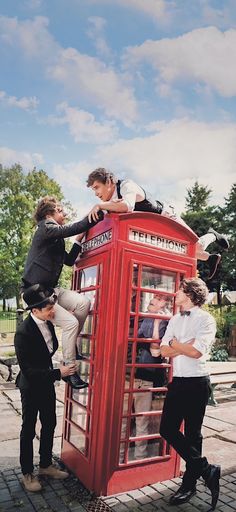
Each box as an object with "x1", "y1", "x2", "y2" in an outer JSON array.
[
  {"x1": 1, "y1": 378, "x2": 236, "y2": 511},
  {"x1": 0, "y1": 382, "x2": 236, "y2": 512},
  {"x1": 1, "y1": 467, "x2": 236, "y2": 512}
]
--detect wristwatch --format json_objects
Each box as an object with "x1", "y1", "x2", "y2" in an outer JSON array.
[{"x1": 169, "y1": 339, "x2": 174, "y2": 347}]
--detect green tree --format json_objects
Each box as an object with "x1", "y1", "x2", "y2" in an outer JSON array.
[
  {"x1": 215, "y1": 183, "x2": 236, "y2": 291},
  {"x1": 0, "y1": 164, "x2": 70, "y2": 307},
  {"x1": 182, "y1": 181, "x2": 235, "y2": 301},
  {"x1": 182, "y1": 180, "x2": 217, "y2": 244},
  {"x1": 182, "y1": 181, "x2": 220, "y2": 291},
  {"x1": 185, "y1": 181, "x2": 212, "y2": 212}
]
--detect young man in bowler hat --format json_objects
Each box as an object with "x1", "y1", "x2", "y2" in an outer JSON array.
[
  {"x1": 160, "y1": 277, "x2": 220, "y2": 510},
  {"x1": 14, "y1": 284, "x2": 76, "y2": 492}
]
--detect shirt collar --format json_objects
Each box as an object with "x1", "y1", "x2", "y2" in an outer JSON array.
[
  {"x1": 31, "y1": 312, "x2": 47, "y2": 325},
  {"x1": 179, "y1": 305, "x2": 199, "y2": 316}
]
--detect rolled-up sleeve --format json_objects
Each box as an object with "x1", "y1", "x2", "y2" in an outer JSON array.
[
  {"x1": 192, "y1": 315, "x2": 216, "y2": 355},
  {"x1": 160, "y1": 319, "x2": 175, "y2": 346}
]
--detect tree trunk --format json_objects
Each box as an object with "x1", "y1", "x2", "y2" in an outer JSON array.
[
  {"x1": 16, "y1": 293, "x2": 21, "y2": 309},
  {"x1": 216, "y1": 283, "x2": 222, "y2": 306}
]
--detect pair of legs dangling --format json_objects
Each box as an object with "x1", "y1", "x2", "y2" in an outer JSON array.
[
  {"x1": 161, "y1": 205, "x2": 229, "y2": 280},
  {"x1": 196, "y1": 227, "x2": 229, "y2": 280}
]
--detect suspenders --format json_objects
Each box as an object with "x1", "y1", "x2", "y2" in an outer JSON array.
[
  {"x1": 116, "y1": 180, "x2": 123, "y2": 199},
  {"x1": 116, "y1": 180, "x2": 163, "y2": 214}
]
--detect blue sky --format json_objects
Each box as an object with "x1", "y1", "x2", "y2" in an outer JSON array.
[{"x1": 0, "y1": 0, "x2": 236, "y2": 217}]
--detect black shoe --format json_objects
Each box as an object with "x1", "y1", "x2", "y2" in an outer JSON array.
[
  {"x1": 169, "y1": 486, "x2": 196, "y2": 505},
  {"x1": 206, "y1": 254, "x2": 221, "y2": 280},
  {"x1": 204, "y1": 464, "x2": 221, "y2": 510},
  {"x1": 208, "y1": 227, "x2": 229, "y2": 250},
  {"x1": 65, "y1": 374, "x2": 89, "y2": 389}
]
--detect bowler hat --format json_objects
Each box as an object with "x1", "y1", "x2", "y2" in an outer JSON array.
[{"x1": 23, "y1": 284, "x2": 57, "y2": 310}]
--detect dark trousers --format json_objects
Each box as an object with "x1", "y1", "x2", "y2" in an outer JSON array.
[
  {"x1": 160, "y1": 376, "x2": 211, "y2": 490},
  {"x1": 20, "y1": 386, "x2": 56, "y2": 475}
]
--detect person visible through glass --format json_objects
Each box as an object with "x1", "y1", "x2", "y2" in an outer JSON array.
[{"x1": 120, "y1": 294, "x2": 169, "y2": 462}]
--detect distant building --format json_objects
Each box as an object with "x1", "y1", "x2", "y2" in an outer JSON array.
[
  {"x1": 207, "y1": 291, "x2": 236, "y2": 305},
  {"x1": 221, "y1": 291, "x2": 236, "y2": 305}
]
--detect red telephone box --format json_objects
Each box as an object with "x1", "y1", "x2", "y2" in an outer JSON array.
[{"x1": 61, "y1": 212, "x2": 198, "y2": 495}]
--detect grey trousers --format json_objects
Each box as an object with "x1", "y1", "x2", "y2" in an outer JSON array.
[{"x1": 53, "y1": 287, "x2": 90, "y2": 364}]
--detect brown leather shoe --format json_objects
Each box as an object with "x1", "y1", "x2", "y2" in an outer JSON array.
[
  {"x1": 21, "y1": 473, "x2": 42, "y2": 492},
  {"x1": 39, "y1": 464, "x2": 69, "y2": 479}
]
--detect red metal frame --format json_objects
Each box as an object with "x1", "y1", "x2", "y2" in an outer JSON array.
[{"x1": 61, "y1": 213, "x2": 198, "y2": 495}]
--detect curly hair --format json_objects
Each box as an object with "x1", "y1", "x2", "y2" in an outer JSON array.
[
  {"x1": 180, "y1": 277, "x2": 209, "y2": 306},
  {"x1": 86, "y1": 167, "x2": 116, "y2": 187},
  {"x1": 34, "y1": 196, "x2": 58, "y2": 223}
]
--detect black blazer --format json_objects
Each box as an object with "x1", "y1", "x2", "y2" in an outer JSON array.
[
  {"x1": 21, "y1": 212, "x2": 104, "y2": 289},
  {"x1": 14, "y1": 315, "x2": 61, "y2": 390}
]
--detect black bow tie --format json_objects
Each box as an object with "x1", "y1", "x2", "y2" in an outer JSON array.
[{"x1": 180, "y1": 310, "x2": 191, "y2": 316}]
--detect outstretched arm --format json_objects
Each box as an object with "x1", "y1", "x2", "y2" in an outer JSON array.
[
  {"x1": 88, "y1": 200, "x2": 128, "y2": 222},
  {"x1": 42, "y1": 210, "x2": 104, "y2": 240}
]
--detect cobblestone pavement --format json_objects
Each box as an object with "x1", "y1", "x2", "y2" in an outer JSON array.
[
  {"x1": 1, "y1": 466, "x2": 236, "y2": 512},
  {"x1": 1, "y1": 379, "x2": 236, "y2": 511},
  {"x1": 0, "y1": 463, "x2": 108, "y2": 512}
]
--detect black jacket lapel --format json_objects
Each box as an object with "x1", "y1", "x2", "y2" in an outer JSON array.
[{"x1": 47, "y1": 321, "x2": 59, "y2": 355}]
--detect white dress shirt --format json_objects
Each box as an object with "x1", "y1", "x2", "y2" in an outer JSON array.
[
  {"x1": 111, "y1": 179, "x2": 145, "y2": 211},
  {"x1": 160, "y1": 307, "x2": 216, "y2": 377},
  {"x1": 31, "y1": 313, "x2": 53, "y2": 354}
]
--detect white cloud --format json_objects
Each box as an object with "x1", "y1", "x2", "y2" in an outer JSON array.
[
  {"x1": 0, "y1": 147, "x2": 44, "y2": 168},
  {"x1": 52, "y1": 161, "x2": 94, "y2": 217},
  {"x1": 124, "y1": 27, "x2": 236, "y2": 97},
  {"x1": 87, "y1": 16, "x2": 112, "y2": 59},
  {"x1": 0, "y1": 90, "x2": 39, "y2": 111},
  {"x1": 0, "y1": 15, "x2": 59, "y2": 60},
  {"x1": 202, "y1": 2, "x2": 235, "y2": 28},
  {"x1": 94, "y1": 118, "x2": 236, "y2": 212},
  {"x1": 52, "y1": 162, "x2": 86, "y2": 188},
  {"x1": 86, "y1": 0, "x2": 168, "y2": 22},
  {"x1": 47, "y1": 102, "x2": 118, "y2": 143},
  {"x1": 50, "y1": 47, "x2": 138, "y2": 125},
  {"x1": 116, "y1": 0, "x2": 167, "y2": 21},
  {"x1": 0, "y1": 15, "x2": 138, "y2": 125}
]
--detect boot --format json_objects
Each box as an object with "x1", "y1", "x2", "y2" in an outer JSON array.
[
  {"x1": 208, "y1": 227, "x2": 229, "y2": 250},
  {"x1": 21, "y1": 473, "x2": 42, "y2": 492},
  {"x1": 204, "y1": 464, "x2": 221, "y2": 510},
  {"x1": 39, "y1": 464, "x2": 69, "y2": 480}
]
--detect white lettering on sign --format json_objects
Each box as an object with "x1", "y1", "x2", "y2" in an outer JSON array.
[
  {"x1": 82, "y1": 230, "x2": 112, "y2": 253},
  {"x1": 129, "y1": 229, "x2": 187, "y2": 254}
]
